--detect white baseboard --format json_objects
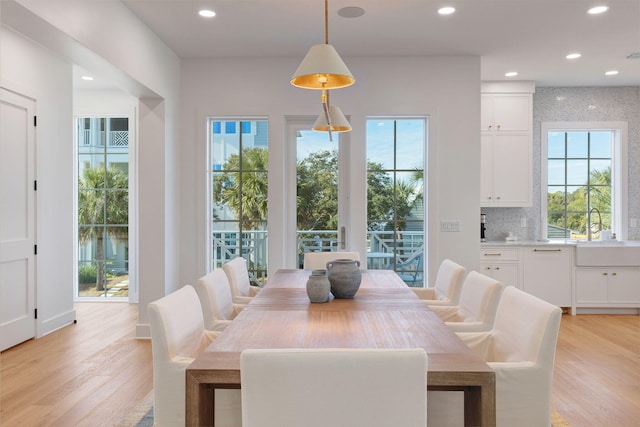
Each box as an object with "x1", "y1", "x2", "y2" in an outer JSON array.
[
  {"x1": 37, "y1": 309, "x2": 76, "y2": 338},
  {"x1": 136, "y1": 323, "x2": 151, "y2": 339}
]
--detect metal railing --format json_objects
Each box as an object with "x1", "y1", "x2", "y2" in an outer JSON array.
[{"x1": 81, "y1": 130, "x2": 129, "y2": 147}]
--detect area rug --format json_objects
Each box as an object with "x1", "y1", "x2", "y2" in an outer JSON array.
[
  {"x1": 121, "y1": 393, "x2": 572, "y2": 427},
  {"x1": 119, "y1": 391, "x2": 153, "y2": 427}
]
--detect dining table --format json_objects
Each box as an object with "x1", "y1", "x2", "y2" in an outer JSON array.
[{"x1": 186, "y1": 269, "x2": 496, "y2": 426}]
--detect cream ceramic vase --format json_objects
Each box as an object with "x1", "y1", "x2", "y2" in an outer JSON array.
[
  {"x1": 306, "y1": 269, "x2": 331, "y2": 303},
  {"x1": 326, "y1": 259, "x2": 362, "y2": 299}
]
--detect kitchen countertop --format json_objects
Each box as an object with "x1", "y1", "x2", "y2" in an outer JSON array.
[{"x1": 481, "y1": 240, "x2": 577, "y2": 247}]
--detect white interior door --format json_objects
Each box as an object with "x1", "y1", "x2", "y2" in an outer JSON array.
[{"x1": 0, "y1": 88, "x2": 36, "y2": 351}]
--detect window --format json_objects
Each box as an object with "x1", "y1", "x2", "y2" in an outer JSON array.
[
  {"x1": 366, "y1": 118, "x2": 425, "y2": 286},
  {"x1": 209, "y1": 119, "x2": 268, "y2": 285},
  {"x1": 543, "y1": 122, "x2": 627, "y2": 240},
  {"x1": 76, "y1": 117, "x2": 130, "y2": 298}
]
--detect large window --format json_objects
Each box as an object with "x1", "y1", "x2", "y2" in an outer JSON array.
[
  {"x1": 543, "y1": 122, "x2": 626, "y2": 240},
  {"x1": 76, "y1": 117, "x2": 129, "y2": 298},
  {"x1": 209, "y1": 118, "x2": 268, "y2": 285},
  {"x1": 366, "y1": 118, "x2": 425, "y2": 286}
]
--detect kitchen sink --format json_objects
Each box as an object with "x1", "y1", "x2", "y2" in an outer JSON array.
[{"x1": 575, "y1": 240, "x2": 640, "y2": 266}]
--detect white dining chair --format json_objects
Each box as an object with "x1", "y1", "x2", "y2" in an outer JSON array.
[
  {"x1": 302, "y1": 251, "x2": 360, "y2": 270},
  {"x1": 429, "y1": 271, "x2": 504, "y2": 332},
  {"x1": 240, "y1": 348, "x2": 427, "y2": 427},
  {"x1": 457, "y1": 286, "x2": 562, "y2": 427},
  {"x1": 194, "y1": 269, "x2": 245, "y2": 332},
  {"x1": 411, "y1": 258, "x2": 466, "y2": 306},
  {"x1": 222, "y1": 257, "x2": 261, "y2": 304},
  {"x1": 148, "y1": 285, "x2": 241, "y2": 427}
]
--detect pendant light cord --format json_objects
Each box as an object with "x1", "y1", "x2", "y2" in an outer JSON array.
[{"x1": 325, "y1": 0, "x2": 329, "y2": 44}]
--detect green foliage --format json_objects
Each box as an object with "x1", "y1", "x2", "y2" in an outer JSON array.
[
  {"x1": 212, "y1": 147, "x2": 268, "y2": 230},
  {"x1": 548, "y1": 166, "x2": 611, "y2": 235},
  {"x1": 78, "y1": 264, "x2": 97, "y2": 284}
]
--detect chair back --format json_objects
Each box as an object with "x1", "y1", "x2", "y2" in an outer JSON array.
[
  {"x1": 303, "y1": 251, "x2": 360, "y2": 270},
  {"x1": 456, "y1": 271, "x2": 503, "y2": 326},
  {"x1": 148, "y1": 285, "x2": 212, "y2": 427},
  {"x1": 223, "y1": 256, "x2": 252, "y2": 298},
  {"x1": 433, "y1": 259, "x2": 466, "y2": 303},
  {"x1": 148, "y1": 285, "x2": 211, "y2": 362},
  {"x1": 194, "y1": 269, "x2": 237, "y2": 329},
  {"x1": 489, "y1": 286, "x2": 562, "y2": 364},
  {"x1": 240, "y1": 348, "x2": 427, "y2": 427}
]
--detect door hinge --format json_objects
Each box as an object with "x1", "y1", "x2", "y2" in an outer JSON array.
[
  {"x1": 34, "y1": 244, "x2": 37, "y2": 255},
  {"x1": 34, "y1": 116, "x2": 37, "y2": 127},
  {"x1": 35, "y1": 308, "x2": 38, "y2": 319},
  {"x1": 34, "y1": 180, "x2": 37, "y2": 191}
]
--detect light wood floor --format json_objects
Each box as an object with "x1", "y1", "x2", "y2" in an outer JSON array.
[{"x1": 1, "y1": 304, "x2": 639, "y2": 426}]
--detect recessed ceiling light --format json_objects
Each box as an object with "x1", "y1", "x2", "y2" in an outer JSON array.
[
  {"x1": 566, "y1": 53, "x2": 581, "y2": 59},
  {"x1": 337, "y1": 6, "x2": 365, "y2": 18},
  {"x1": 438, "y1": 7, "x2": 456, "y2": 15},
  {"x1": 81, "y1": 76, "x2": 94, "y2": 81},
  {"x1": 605, "y1": 70, "x2": 619, "y2": 76},
  {"x1": 505, "y1": 72, "x2": 518, "y2": 77},
  {"x1": 588, "y1": 6, "x2": 609, "y2": 14},
  {"x1": 198, "y1": 9, "x2": 216, "y2": 18}
]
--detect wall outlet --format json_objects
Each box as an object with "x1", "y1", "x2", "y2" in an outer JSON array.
[
  {"x1": 520, "y1": 217, "x2": 527, "y2": 227},
  {"x1": 441, "y1": 220, "x2": 461, "y2": 232}
]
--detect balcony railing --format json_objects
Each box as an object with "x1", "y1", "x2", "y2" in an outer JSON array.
[
  {"x1": 81, "y1": 130, "x2": 129, "y2": 148},
  {"x1": 212, "y1": 230, "x2": 424, "y2": 287}
]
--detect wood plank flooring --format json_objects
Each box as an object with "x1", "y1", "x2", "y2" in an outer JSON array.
[
  {"x1": 1, "y1": 304, "x2": 639, "y2": 426},
  {"x1": 0, "y1": 303, "x2": 152, "y2": 427}
]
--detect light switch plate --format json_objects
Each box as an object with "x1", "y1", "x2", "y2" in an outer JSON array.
[{"x1": 441, "y1": 220, "x2": 461, "y2": 232}]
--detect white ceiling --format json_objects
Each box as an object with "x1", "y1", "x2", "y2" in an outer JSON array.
[{"x1": 121, "y1": 0, "x2": 640, "y2": 87}]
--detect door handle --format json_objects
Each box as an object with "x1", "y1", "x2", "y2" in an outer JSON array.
[{"x1": 340, "y1": 226, "x2": 346, "y2": 249}]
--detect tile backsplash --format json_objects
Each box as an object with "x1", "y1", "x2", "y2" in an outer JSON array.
[{"x1": 482, "y1": 86, "x2": 640, "y2": 242}]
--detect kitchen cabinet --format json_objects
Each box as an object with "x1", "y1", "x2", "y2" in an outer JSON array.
[
  {"x1": 481, "y1": 94, "x2": 530, "y2": 132},
  {"x1": 522, "y1": 246, "x2": 572, "y2": 308},
  {"x1": 576, "y1": 267, "x2": 640, "y2": 307},
  {"x1": 481, "y1": 133, "x2": 531, "y2": 206},
  {"x1": 479, "y1": 246, "x2": 521, "y2": 288},
  {"x1": 480, "y1": 93, "x2": 532, "y2": 207}
]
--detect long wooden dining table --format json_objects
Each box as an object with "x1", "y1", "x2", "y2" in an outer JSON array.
[{"x1": 186, "y1": 269, "x2": 496, "y2": 426}]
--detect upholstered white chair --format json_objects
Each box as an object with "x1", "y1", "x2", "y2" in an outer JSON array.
[
  {"x1": 222, "y1": 257, "x2": 260, "y2": 304},
  {"x1": 148, "y1": 285, "x2": 242, "y2": 427},
  {"x1": 240, "y1": 348, "x2": 427, "y2": 427},
  {"x1": 429, "y1": 271, "x2": 504, "y2": 332},
  {"x1": 457, "y1": 286, "x2": 562, "y2": 427},
  {"x1": 411, "y1": 258, "x2": 466, "y2": 306},
  {"x1": 194, "y1": 269, "x2": 245, "y2": 332},
  {"x1": 302, "y1": 251, "x2": 360, "y2": 270}
]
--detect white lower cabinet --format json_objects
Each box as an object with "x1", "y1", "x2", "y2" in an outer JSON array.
[
  {"x1": 522, "y1": 247, "x2": 572, "y2": 307},
  {"x1": 576, "y1": 267, "x2": 640, "y2": 307},
  {"x1": 479, "y1": 246, "x2": 521, "y2": 288}
]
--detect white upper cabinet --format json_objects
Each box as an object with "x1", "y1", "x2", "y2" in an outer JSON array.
[
  {"x1": 480, "y1": 94, "x2": 531, "y2": 132},
  {"x1": 480, "y1": 88, "x2": 533, "y2": 207}
]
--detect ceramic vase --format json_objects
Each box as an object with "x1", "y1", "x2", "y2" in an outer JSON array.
[
  {"x1": 326, "y1": 259, "x2": 362, "y2": 299},
  {"x1": 306, "y1": 269, "x2": 331, "y2": 303}
]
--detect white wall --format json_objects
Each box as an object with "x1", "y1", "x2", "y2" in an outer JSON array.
[
  {"x1": 179, "y1": 56, "x2": 481, "y2": 285},
  {"x1": 3, "y1": 0, "x2": 181, "y2": 338},
  {"x1": 1, "y1": 27, "x2": 75, "y2": 336}
]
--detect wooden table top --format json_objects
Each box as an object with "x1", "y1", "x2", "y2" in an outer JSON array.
[{"x1": 189, "y1": 269, "x2": 493, "y2": 383}]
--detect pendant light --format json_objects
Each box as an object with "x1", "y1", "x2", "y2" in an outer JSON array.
[
  {"x1": 290, "y1": 0, "x2": 355, "y2": 90},
  {"x1": 312, "y1": 90, "x2": 351, "y2": 137}
]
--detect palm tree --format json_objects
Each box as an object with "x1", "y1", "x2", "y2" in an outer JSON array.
[{"x1": 78, "y1": 166, "x2": 128, "y2": 291}]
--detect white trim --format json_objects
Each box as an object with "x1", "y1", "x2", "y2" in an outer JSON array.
[{"x1": 541, "y1": 121, "x2": 628, "y2": 240}]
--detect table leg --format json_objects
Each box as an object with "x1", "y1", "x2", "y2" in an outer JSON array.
[
  {"x1": 463, "y1": 384, "x2": 496, "y2": 427},
  {"x1": 186, "y1": 375, "x2": 214, "y2": 426}
]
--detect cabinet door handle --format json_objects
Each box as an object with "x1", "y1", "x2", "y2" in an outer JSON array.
[
  {"x1": 483, "y1": 253, "x2": 502, "y2": 256},
  {"x1": 612, "y1": 272, "x2": 617, "y2": 276},
  {"x1": 603, "y1": 272, "x2": 608, "y2": 276},
  {"x1": 495, "y1": 267, "x2": 500, "y2": 270},
  {"x1": 488, "y1": 125, "x2": 492, "y2": 130},
  {"x1": 497, "y1": 125, "x2": 501, "y2": 130},
  {"x1": 533, "y1": 249, "x2": 562, "y2": 252}
]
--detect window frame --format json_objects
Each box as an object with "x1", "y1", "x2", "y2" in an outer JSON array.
[{"x1": 541, "y1": 121, "x2": 628, "y2": 241}]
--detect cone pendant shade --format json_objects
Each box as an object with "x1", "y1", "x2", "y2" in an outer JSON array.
[
  {"x1": 291, "y1": 44, "x2": 355, "y2": 90},
  {"x1": 313, "y1": 105, "x2": 351, "y2": 132}
]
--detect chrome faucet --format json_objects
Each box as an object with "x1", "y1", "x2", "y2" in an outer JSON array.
[{"x1": 587, "y1": 207, "x2": 602, "y2": 241}]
